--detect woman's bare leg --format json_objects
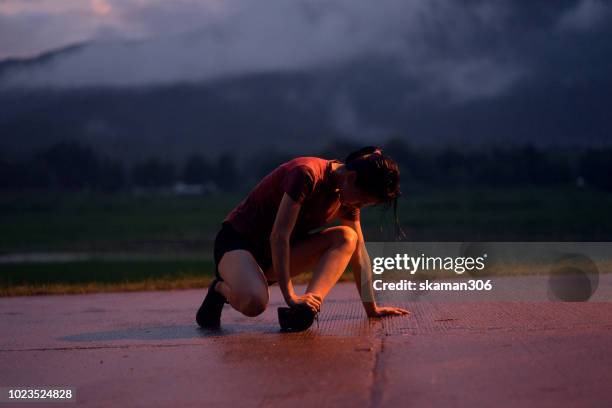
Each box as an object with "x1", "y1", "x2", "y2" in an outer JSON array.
[
  {"x1": 215, "y1": 250, "x2": 269, "y2": 317},
  {"x1": 215, "y1": 225, "x2": 358, "y2": 317},
  {"x1": 304, "y1": 227, "x2": 357, "y2": 300},
  {"x1": 264, "y1": 225, "x2": 358, "y2": 302}
]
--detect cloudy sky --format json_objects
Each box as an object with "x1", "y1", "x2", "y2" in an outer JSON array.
[{"x1": 0, "y1": 0, "x2": 611, "y2": 101}]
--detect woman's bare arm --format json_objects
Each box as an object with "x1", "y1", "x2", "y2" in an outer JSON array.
[
  {"x1": 270, "y1": 193, "x2": 301, "y2": 303},
  {"x1": 340, "y1": 217, "x2": 409, "y2": 317},
  {"x1": 270, "y1": 192, "x2": 322, "y2": 311}
]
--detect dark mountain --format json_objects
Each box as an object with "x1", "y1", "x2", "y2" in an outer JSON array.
[
  {"x1": 0, "y1": 43, "x2": 89, "y2": 78},
  {"x1": 1, "y1": 51, "x2": 611, "y2": 164}
]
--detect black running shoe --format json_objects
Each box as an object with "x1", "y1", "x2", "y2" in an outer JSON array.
[
  {"x1": 196, "y1": 279, "x2": 227, "y2": 328},
  {"x1": 277, "y1": 305, "x2": 319, "y2": 332}
]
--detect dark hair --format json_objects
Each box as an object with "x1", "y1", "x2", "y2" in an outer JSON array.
[{"x1": 344, "y1": 145, "x2": 406, "y2": 241}]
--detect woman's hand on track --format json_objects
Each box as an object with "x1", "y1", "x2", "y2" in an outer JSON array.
[
  {"x1": 288, "y1": 293, "x2": 322, "y2": 313},
  {"x1": 367, "y1": 306, "x2": 410, "y2": 318}
]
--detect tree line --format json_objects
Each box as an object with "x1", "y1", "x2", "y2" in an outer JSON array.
[{"x1": 0, "y1": 138, "x2": 610, "y2": 193}]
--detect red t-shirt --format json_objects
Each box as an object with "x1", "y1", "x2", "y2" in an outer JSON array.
[{"x1": 223, "y1": 156, "x2": 360, "y2": 262}]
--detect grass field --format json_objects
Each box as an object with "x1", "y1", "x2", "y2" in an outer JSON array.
[
  {"x1": 1, "y1": 186, "x2": 610, "y2": 296},
  {"x1": 0, "y1": 259, "x2": 213, "y2": 296},
  {"x1": 0, "y1": 259, "x2": 352, "y2": 296}
]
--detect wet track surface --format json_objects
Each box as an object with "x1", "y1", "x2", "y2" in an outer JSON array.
[{"x1": 1, "y1": 281, "x2": 612, "y2": 407}]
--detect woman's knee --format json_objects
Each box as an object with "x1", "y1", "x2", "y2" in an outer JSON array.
[
  {"x1": 218, "y1": 250, "x2": 270, "y2": 316},
  {"x1": 235, "y1": 289, "x2": 269, "y2": 317},
  {"x1": 332, "y1": 226, "x2": 358, "y2": 252}
]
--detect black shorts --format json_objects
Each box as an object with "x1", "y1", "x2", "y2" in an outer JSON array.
[{"x1": 213, "y1": 221, "x2": 277, "y2": 285}]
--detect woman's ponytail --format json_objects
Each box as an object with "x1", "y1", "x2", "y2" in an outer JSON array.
[{"x1": 344, "y1": 146, "x2": 382, "y2": 165}]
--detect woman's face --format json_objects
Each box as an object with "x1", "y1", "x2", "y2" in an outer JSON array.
[{"x1": 339, "y1": 171, "x2": 380, "y2": 209}]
